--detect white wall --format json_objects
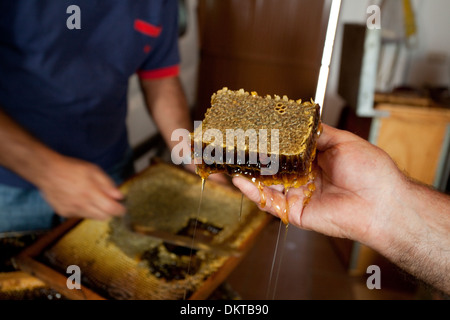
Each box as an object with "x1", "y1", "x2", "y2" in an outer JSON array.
[
  {"x1": 323, "y1": 0, "x2": 450, "y2": 126},
  {"x1": 405, "y1": 0, "x2": 450, "y2": 87}
]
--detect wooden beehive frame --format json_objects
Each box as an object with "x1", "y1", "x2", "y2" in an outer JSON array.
[{"x1": 12, "y1": 162, "x2": 272, "y2": 300}]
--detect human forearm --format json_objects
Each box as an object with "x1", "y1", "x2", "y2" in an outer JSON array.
[
  {"x1": 233, "y1": 124, "x2": 450, "y2": 294},
  {"x1": 140, "y1": 76, "x2": 192, "y2": 151},
  {"x1": 370, "y1": 176, "x2": 450, "y2": 294},
  {"x1": 140, "y1": 76, "x2": 203, "y2": 174},
  {"x1": 0, "y1": 108, "x2": 61, "y2": 187},
  {"x1": 0, "y1": 107, "x2": 125, "y2": 220}
]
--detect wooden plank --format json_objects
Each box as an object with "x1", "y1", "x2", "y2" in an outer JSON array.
[
  {"x1": 15, "y1": 218, "x2": 81, "y2": 259},
  {"x1": 15, "y1": 256, "x2": 104, "y2": 300},
  {"x1": 375, "y1": 107, "x2": 449, "y2": 185},
  {"x1": 376, "y1": 103, "x2": 450, "y2": 121},
  {"x1": 195, "y1": 0, "x2": 331, "y2": 120},
  {"x1": 12, "y1": 218, "x2": 105, "y2": 300},
  {"x1": 0, "y1": 271, "x2": 46, "y2": 292},
  {"x1": 374, "y1": 92, "x2": 432, "y2": 107}
]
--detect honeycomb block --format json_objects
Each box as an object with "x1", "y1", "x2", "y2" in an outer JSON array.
[{"x1": 192, "y1": 88, "x2": 321, "y2": 189}]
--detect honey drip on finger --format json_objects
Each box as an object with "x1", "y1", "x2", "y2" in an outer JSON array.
[
  {"x1": 257, "y1": 180, "x2": 266, "y2": 208},
  {"x1": 303, "y1": 163, "x2": 318, "y2": 207},
  {"x1": 265, "y1": 186, "x2": 289, "y2": 226},
  {"x1": 250, "y1": 177, "x2": 290, "y2": 225},
  {"x1": 239, "y1": 193, "x2": 244, "y2": 222},
  {"x1": 283, "y1": 187, "x2": 290, "y2": 226}
]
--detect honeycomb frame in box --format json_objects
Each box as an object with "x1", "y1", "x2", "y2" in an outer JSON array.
[{"x1": 13, "y1": 161, "x2": 271, "y2": 300}]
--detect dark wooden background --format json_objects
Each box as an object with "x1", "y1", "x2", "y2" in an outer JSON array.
[{"x1": 194, "y1": 0, "x2": 332, "y2": 120}]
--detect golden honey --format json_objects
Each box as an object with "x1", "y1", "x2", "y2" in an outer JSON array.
[{"x1": 192, "y1": 88, "x2": 322, "y2": 223}]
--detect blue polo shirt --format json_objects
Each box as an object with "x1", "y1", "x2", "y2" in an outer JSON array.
[{"x1": 0, "y1": 0, "x2": 180, "y2": 189}]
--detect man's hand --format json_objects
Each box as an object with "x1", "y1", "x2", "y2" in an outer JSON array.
[
  {"x1": 0, "y1": 108, "x2": 126, "y2": 221},
  {"x1": 232, "y1": 124, "x2": 403, "y2": 242},
  {"x1": 37, "y1": 155, "x2": 126, "y2": 220},
  {"x1": 232, "y1": 124, "x2": 450, "y2": 294}
]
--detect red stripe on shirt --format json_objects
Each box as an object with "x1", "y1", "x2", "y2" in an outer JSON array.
[
  {"x1": 134, "y1": 19, "x2": 162, "y2": 37},
  {"x1": 138, "y1": 65, "x2": 180, "y2": 79}
]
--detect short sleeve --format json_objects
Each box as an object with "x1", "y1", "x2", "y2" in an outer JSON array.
[{"x1": 137, "y1": 0, "x2": 180, "y2": 80}]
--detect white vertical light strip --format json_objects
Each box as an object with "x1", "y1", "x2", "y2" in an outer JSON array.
[{"x1": 314, "y1": 0, "x2": 342, "y2": 114}]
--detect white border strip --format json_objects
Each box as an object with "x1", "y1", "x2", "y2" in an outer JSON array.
[{"x1": 314, "y1": 0, "x2": 342, "y2": 114}]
